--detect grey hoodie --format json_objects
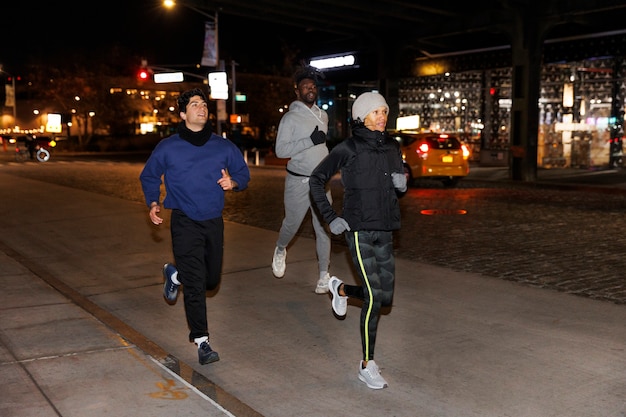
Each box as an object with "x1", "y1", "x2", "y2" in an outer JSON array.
[{"x1": 275, "y1": 100, "x2": 329, "y2": 176}]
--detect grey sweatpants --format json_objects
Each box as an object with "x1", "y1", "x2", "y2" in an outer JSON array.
[{"x1": 276, "y1": 173, "x2": 331, "y2": 275}]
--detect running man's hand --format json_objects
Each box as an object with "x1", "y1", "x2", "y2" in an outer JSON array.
[
  {"x1": 310, "y1": 126, "x2": 327, "y2": 145},
  {"x1": 149, "y1": 203, "x2": 163, "y2": 225},
  {"x1": 217, "y1": 168, "x2": 238, "y2": 190}
]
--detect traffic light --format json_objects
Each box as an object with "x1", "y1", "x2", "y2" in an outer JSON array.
[
  {"x1": 137, "y1": 58, "x2": 151, "y2": 82},
  {"x1": 138, "y1": 69, "x2": 150, "y2": 80}
]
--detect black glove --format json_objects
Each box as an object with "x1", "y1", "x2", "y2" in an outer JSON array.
[{"x1": 310, "y1": 126, "x2": 327, "y2": 145}]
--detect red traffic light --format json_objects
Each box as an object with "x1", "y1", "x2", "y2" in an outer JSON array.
[{"x1": 138, "y1": 69, "x2": 149, "y2": 80}]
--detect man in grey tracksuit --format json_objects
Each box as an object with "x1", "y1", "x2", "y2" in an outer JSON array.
[{"x1": 271, "y1": 66, "x2": 332, "y2": 294}]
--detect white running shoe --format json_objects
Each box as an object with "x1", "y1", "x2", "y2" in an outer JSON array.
[
  {"x1": 328, "y1": 276, "x2": 347, "y2": 316},
  {"x1": 272, "y1": 247, "x2": 286, "y2": 278},
  {"x1": 315, "y1": 273, "x2": 330, "y2": 294},
  {"x1": 358, "y1": 360, "x2": 388, "y2": 389}
]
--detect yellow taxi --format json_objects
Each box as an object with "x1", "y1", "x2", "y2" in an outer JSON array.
[{"x1": 389, "y1": 131, "x2": 471, "y2": 187}]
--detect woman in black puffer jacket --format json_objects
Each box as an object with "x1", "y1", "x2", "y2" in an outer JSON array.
[{"x1": 309, "y1": 91, "x2": 407, "y2": 390}]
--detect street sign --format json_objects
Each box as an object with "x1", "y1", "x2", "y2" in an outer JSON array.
[
  {"x1": 154, "y1": 72, "x2": 184, "y2": 83},
  {"x1": 209, "y1": 72, "x2": 228, "y2": 100}
]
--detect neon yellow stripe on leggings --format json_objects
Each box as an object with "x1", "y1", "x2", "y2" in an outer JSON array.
[{"x1": 354, "y1": 231, "x2": 374, "y2": 361}]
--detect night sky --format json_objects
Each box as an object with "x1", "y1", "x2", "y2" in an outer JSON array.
[{"x1": 2, "y1": 1, "x2": 321, "y2": 75}]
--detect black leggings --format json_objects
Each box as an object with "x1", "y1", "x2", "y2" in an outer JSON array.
[{"x1": 344, "y1": 230, "x2": 395, "y2": 362}]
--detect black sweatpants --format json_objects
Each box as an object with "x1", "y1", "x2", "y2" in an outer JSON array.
[{"x1": 170, "y1": 210, "x2": 224, "y2": 343}]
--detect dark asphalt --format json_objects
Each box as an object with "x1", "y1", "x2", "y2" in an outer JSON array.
[
  {"x1": 228, "y1": 163, "x2": 626, "y2": 306},
  {"x1": 2, "y1": 150, "x2": 626, "y2": 307}
]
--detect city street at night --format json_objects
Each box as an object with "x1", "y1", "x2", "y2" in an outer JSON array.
[
  {"x1": 0, "y1": 152, "x2": 625, "y2": 416},
  {"x1": 3, "y1": 151, "x2": 626, "y2": 304},
  {"x1": 3, "y1": 1, "x2": 626, "y2": 415}
]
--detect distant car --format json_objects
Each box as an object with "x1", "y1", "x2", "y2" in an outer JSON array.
[
  {"x1": 14, "y1": 134, "x2": 57, "y2": 162},
  {"x1": 16, "y1": 134, "x2": 56, "y2": 149},
  {"x1": 390, "y1": 131, "x2": 471, "y2": 187}
]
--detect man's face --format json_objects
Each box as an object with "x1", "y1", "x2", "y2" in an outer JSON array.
[
  {"x1": 296, "y1": 78, "x2": 318, "y2": 106},
  {"x1": 181, "y1": 95, "x2": 208, "y2": 127}
]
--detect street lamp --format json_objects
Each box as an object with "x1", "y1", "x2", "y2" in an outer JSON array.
[
  {"x1": 33, "y1": 109, "x2": 43, "y2": 132},
  {"x1": 162, "y1": 0, "x2": 219, "y2": 68},
  {"x1": 163, "y1": 0, "x2": 231, "y2": 135},
  {"x1": 163, "y1": 0, "x2": 215, "y2": 20}
]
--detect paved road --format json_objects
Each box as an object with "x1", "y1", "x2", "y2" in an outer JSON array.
[
  {"x1": 2, "y1": 151, "x2": 626, "y2": 306},
  {"x1": 5, "y1": 222, "x2": 625, "y2": 416},
  {"x1": 1, "y1": 152, "x2": 626, "y2": 416}
]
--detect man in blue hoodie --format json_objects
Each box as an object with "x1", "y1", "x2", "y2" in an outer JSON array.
[
  {"x1": 140, "y1": 88, "x2": 250, "y2": 365},
  {"x1": 271, "y1": 66, "x2": 333, "y2": 294}
]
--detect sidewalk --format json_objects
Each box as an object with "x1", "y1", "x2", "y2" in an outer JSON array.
[
  {"x1": 0, "y1": 244, "x2": 250, "y2": 417},
  {"x1": 1, "y1": 171, "x2": 626, "y2": 416}
]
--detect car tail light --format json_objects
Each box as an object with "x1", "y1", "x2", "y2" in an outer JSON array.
[{"x1": 416, "y1": 142, "x2": 430, "y2": 159}]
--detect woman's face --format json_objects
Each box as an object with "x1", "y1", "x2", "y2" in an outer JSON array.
[{"x1": 363, "y1": 106, "x2": 389, "y2": 132}]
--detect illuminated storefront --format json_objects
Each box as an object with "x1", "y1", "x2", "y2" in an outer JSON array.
[{"x1": 397, "y1": 56, "x2": 626, "y2": 168}]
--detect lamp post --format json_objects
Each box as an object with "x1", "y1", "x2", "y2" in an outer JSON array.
[
  {"x1": 163, "y1": 0, "x2": 218, "y2": 68},
  {"x1": 162, "y1": 1, "x2": 231, "y2": 135},
  {"x1": 231, "y1": 60, "x2": 238, "y2": 115}
]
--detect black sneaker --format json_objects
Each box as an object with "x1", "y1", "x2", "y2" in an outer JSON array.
[
  {"x1": 162, "y1": 263, "x2": 180, "y2": 304},
  {"x1": 198, "y1": 341, "x2": 220, "y2": 365}
]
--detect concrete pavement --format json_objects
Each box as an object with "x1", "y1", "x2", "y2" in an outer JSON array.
[
  {"x1": 0, "y1": 243, "x2": 249, "y2": 417},
  {"x1": 1, "y1": 167, "x2": 626, "y2": 417}
]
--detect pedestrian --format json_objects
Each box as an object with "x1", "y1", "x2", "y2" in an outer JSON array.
[
  {"x1": 309, "y1": 91, "x2": 407, "y2": 389},
  {"x1": 25, "y1": 135, "x2": 36, "y2": 160},
  {"x1": 139, "y1": 88, "x2": 250, "y2": 365},
  {"x1": 271, "y1": 65, "x2": 334, "y2": 294}
]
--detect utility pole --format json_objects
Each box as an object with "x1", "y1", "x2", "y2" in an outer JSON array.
[{"x1": 231, "y1": 60, "x2": 237, "y2": 115}]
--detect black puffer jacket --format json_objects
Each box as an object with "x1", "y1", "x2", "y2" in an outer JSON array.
[{"x1": 310, "y1": 124, "x2": 405, "y2": 232}]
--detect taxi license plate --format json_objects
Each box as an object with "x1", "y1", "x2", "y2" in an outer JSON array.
[{"x1": 442, "y1": 155, "x2": 453, "y2": 163}]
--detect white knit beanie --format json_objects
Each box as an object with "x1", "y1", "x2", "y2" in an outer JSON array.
[{"x1": 352, "y1": 92, "x2": 389, "y2": 122}]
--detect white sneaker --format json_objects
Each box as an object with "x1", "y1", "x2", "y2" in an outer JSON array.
[
  {"x1": 358, "y1": 360, "x2": 388, "y2": 389},
  {"x1": 315, "y1": 273, "x2": 330, "y2": 294},
  {"x1": 328, "y1": 276, "x2": 347, "y2": 316},
  {"x1": 272, "y1": 247, "x2": 286, "y2": 278}
]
